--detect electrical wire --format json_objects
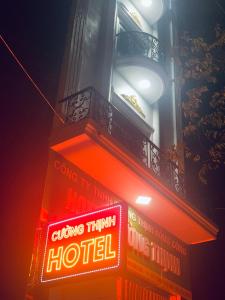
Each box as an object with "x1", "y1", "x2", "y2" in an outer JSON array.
[
  {"x1": 216, "y1": 1, "x2": 225, "y2": 16},
  {"x1": 0, "y1": 33, "x2": 64, "y2": 124}
]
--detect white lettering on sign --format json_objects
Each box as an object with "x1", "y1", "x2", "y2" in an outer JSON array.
[
  {"x1": 128, "y1": 225, "x2": 150, "y2": 257},
  {"x1": 50, "y1": 215, "x2": 117, "y2": 242},
  {"x1": 128, "y1": 225, "x2": 181, "y2": 276},
  {"x1": 86, "y1": 215, "x2": 116, "y2": 233},
  {"x1": 128, "y1": 208, "x2": 187, "y2": 256},
  {"x1": 51, "y1": 224, "x2": 84, "y2": 241}
]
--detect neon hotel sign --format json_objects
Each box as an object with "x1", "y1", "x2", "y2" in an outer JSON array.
[
  {"x1": 41, "y1": 205, "x2": 122, "y2": 282},
  {"x1": 41, "y1": 204, "x2": 186, "y2": 288}
]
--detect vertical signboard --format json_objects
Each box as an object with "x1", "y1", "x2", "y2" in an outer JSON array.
[{"x1": 127, "y1": 206, "x2": 191, "y2": 300}]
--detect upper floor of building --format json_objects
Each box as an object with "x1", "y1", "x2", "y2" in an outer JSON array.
[{"x1": 49, "y1": 0, "x2": 218, "y2": 245}]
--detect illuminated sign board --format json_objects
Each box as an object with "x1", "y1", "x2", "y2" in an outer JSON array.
[
  {"x1": 41, "y1": 205, "x2": 123, "y2": 282},
  {"x1": 127, "y1": 207, "x2": 191, "y2": 300}
]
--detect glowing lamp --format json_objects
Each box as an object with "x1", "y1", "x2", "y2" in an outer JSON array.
[
  {"x1": 138, "y1": 79, "x2": 151, "y2": 89},
  {"x1": 136, "y1": 196, "x2": 152, "y2": 205},
  {"x1": 141, "y1": 0, "x2": 153, "y2": 7}
]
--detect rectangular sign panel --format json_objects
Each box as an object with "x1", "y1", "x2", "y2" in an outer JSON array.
[
  {"x1": 127, "y1": 206, "x2": 191, "y2": 300},
  {"x1": 41, "y1": 205, "x2": 123, "y2": 282}
]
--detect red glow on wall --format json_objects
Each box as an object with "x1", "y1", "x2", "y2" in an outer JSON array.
[{"x1": 41, "y1": 205, "x2": 122, "y2": 282}]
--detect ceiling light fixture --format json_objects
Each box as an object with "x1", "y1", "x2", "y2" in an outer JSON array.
[
  {"x1": 136, "y1": 196, "x2": 152, "y2": 205},
  {"x1": 138, "y1": 79, "x2": 151, "y2": 89},
  {"x1": 141, "y1": 0, "x2": 153, "y2": 7}
]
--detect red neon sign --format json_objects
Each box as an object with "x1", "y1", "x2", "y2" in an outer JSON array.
[{"x1": 41, "y1": 205, "x2": 122, "y2": 282}]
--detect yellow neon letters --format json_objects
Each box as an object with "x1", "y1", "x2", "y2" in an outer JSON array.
[
  {"x1": 93, "y1": 236, "x2": 105, "y2": 262},
  {"x1": 105, "y1": 234, "x2": 116, "y2": 260},
  {"x1": 47, "y1": 247, "x2": 63, "y2": 273},
  {"x1": 81, "y1": 239, "x2": 94, "y2": 264},
  {"x1": 63, "y1": 243, "x2": 80, "y2": 269},
  {"x1": 46, "y1": 234, "x2": 116, "y2": 273}
]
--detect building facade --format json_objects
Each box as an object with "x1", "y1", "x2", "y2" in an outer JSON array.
[{"x1": 26, "y1": 1, "x2": 218, "y2": 299}]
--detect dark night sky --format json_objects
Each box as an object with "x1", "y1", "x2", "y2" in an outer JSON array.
[
  {"x1": 1, "y1": 1, "x2": 225, "y2": 299},
  {"x1": 177, "y1": 1, "x2": 225, "y2": 299},
  {"x1": 1, "y1": 1, "x2": 71, "y2": 299}
]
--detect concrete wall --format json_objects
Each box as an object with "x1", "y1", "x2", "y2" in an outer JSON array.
[
  {"x1": 78, "y1": 0, "x2": 117, "y2": 100},
  {"x1": 158, "y1": 0, "x2": 182, "y2": 151}
]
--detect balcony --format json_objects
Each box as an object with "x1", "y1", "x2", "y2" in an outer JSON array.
[
  {"x1": 115, "y1": 31, "x2": 166, "y2": 104},
  {"x1": 117, "y1": 31, "x2": 162, "y2": 62},
  {"x1": 50, "y1": 87, "x2": 217, "y2": 244},
  {"x1": 59, "y1": 87, "x2": 183, "y2": 196}
]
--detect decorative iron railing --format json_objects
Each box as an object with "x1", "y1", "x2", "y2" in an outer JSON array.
[
  {"x1": 116, "y1": 31, "x2": 162, "y2": 63},
  {"x1": 60, "y1": 87, "x2": 185, "y2": 196}
]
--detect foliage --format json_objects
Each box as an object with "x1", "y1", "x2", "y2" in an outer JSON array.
[{"x1": 177, "y1": 25, "x2": 225, "y2": 184}]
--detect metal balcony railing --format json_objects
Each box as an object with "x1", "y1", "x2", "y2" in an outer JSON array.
[
  {"x1": 116, "y1": 31, "x2": 162, "y2": 63},
  {"x1": 60, "y1": 87, "x2": 185, "y2": 197}
]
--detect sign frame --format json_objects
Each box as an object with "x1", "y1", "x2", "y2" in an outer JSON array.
[{"x1": 40, "y1": 204, "x2": 124, "y2": 283}]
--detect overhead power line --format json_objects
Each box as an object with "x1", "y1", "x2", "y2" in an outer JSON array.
[
  {"x1": 0, "y1": 34, "x2": 64, "y2": 124},
  {"x1": 216, "y1": 1, "x2": 225, "y2": 16}
]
